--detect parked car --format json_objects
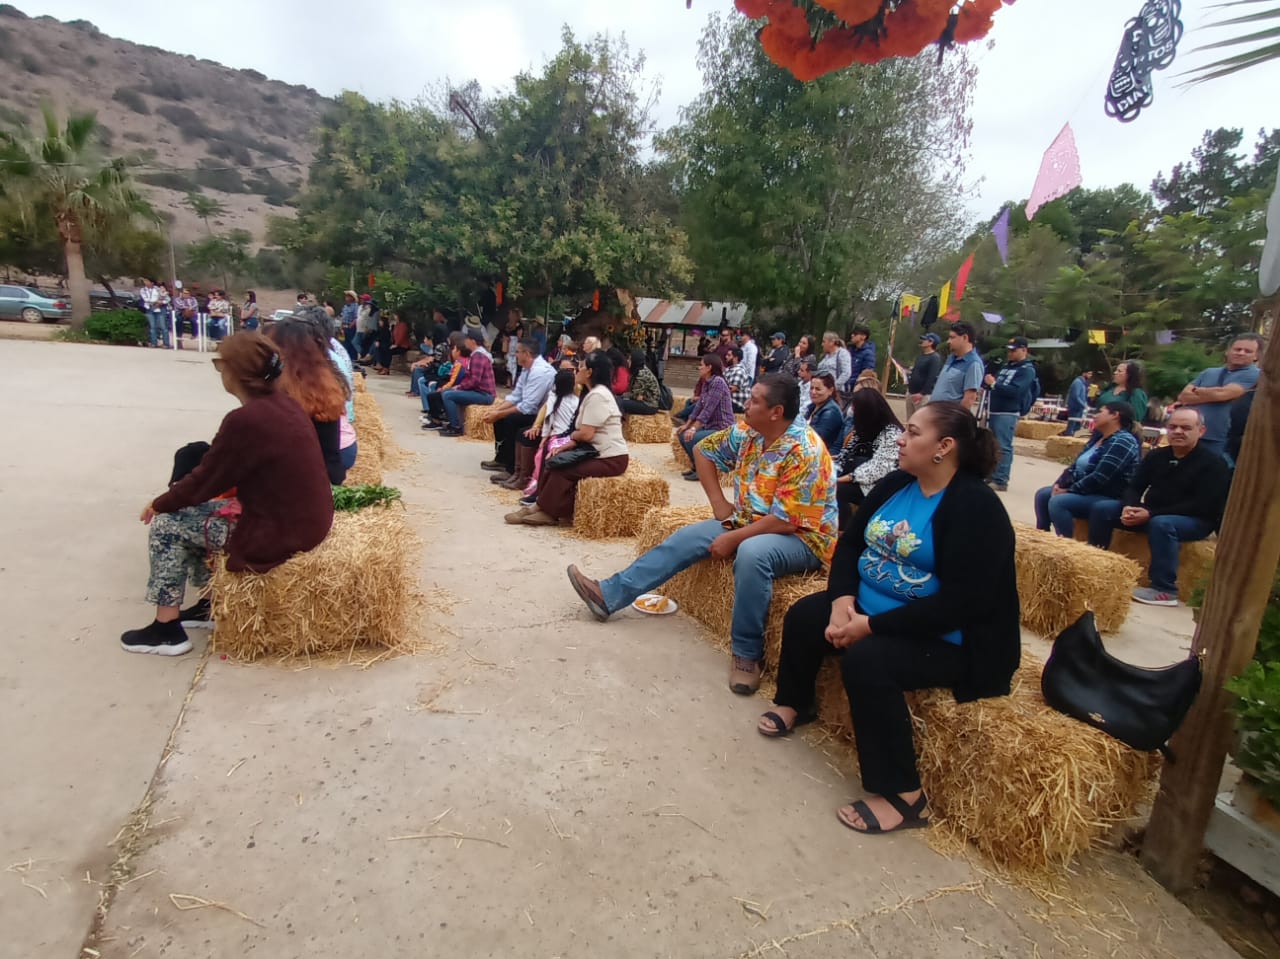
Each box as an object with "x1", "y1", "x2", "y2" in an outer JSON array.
[
  {"x1": 0, "y1": 284, "x2": 72, "y2": 323},
  {"x1": 269, "y1": 309, "x2": 294, "y2": 325},
  {"x1": 90, "y1": 288, "x2": 141, "y2": 312}
]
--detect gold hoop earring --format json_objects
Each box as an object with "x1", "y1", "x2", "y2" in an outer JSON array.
[{"x1": 931, "y1": 453, "x2": 945, "y2": 464}]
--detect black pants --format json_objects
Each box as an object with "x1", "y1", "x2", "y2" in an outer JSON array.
[
  {"x1": 774, "y1": 592, "x2": 965, "y2": 796},
  {"x1": 426, "y1": 391, "x2": 447, "y2": 421},
  {"x1": 836, "y1": 480, "x2": 864, "y2": 530},
  {"x1": 493, "y1": 412, "x2": 538, "y2": 471},
  {"x1": 618, "y1": 398, "x2": 660, "y2": 416}
]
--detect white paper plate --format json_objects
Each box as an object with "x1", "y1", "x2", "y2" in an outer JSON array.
[{"x1": 632, "y1": 593, "x2": 678, "y2": 615}]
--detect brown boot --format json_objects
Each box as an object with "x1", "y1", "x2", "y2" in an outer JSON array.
[
  {"x1": 729, "y1": 656, "x2": 762, "y2": 695},
  {"x1": 502, "y1": 444, "x2": 534, "y2": 489}
]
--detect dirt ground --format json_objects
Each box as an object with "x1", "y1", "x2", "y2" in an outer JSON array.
[{"x1": 0, "y1": 338, "x2": 1247, "y2": 959}]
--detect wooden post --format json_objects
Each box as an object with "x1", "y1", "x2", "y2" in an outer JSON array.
[
  {"x1": 881, "y1": 306, "x2": 900, "y2": 393},
  {"x1": 1142, "y1": 326, "x2": 1280, "y2": 891}
]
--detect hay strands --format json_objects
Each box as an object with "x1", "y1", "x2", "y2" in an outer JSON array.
[
  {"x1": 386, "y1": 829, "x2": 509, "y2": 849},
  {"x1": 643, "y1": 803, "x2": 719, "y2": 838},
  {"x1": 168, "y1": 893, "x2": 264, "y2": 928}
]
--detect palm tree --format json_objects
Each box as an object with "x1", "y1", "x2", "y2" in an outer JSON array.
[
  {"x1": 0, "y1": 106, "x2": 153, "y2": 327},
  {"x1": 185, "y1": 192, "x2": 227, "y2": 235},
  {"x1": 1186, "y1": 1, "x2": 1280, "y2": 83}
]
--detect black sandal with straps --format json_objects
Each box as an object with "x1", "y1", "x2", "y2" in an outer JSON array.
[
  {"x1": 838, "y1": 793, "x2": 930, "y2": 834},
  {"x1": 757, "y1": 710, "x2": 816, "y2": 738}
]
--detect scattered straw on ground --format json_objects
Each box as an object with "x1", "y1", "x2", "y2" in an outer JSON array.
[
  {"x1": 573, "y1": 463, "x2": 670, "y2": 539},
  {"x1": 1013, "y1": 522, "x2": 1140, "y2": 634},
  {"x1": 210, "y1": 506, "x2": 422, "y2": 662},
  {"x1": 622, "y1": 413, "x2": 674, "y2": 444},
  {"x1": 1016, "y1": 420, "x2": 1066, "y2": 440}
]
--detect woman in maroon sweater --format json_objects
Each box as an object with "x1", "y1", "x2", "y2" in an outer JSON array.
[{"x1": 121, "y1": 332, "x2": 335, "y2": 656}]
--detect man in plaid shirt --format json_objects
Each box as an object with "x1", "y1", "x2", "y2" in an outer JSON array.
[{"x1": 724, "y1": 347, "x2": 752, "y2": 413}]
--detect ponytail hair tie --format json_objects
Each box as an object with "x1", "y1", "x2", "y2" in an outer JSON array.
[{"x1": 263, "y1": 351, "x2": 283, "y2": 382}]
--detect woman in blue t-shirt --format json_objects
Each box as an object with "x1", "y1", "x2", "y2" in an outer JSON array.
[{"x1": 757, "y1": 402, "x2": 1021, "y2": 836}]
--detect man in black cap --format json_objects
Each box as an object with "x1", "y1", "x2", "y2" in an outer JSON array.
[
  {"x1": 906, "y1": 332, "x2": 942, "y2": 417},
  {"x1": 763, "y1": 331, "x2": 789, "y2": 374},
  {"x1": 983, "y1": 336, "x2": 1040, "y2": 491}
]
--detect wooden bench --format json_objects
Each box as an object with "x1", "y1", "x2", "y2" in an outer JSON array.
[
  {"x1": 1071, "y1": 519, "x2": 1215, "y2": 603},
  {"x1": 634, "y1": 505, "x2": 1161, "y2": 871},
  {"x1": 573, "y1": 463, "x2": 670, "y2": 539},
  {"x1": 1013, "y1": 522, "x2": 1139, "y2": 634}
]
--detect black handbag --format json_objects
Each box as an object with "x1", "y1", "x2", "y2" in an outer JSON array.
[
  {"x1": 545, "y1": 444, "x2": 599, "y2": 470},
  {"x1": 1041, "y1": 611, "x2": 1201, "y2": 760}
]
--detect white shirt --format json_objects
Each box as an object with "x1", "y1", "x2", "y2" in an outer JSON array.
[
  {"x1": 542, "y1": 391, "x2": 581, "y2": 437},
  {"x1": 740, "y1": 339, "x2": 759, "y2": 381}
]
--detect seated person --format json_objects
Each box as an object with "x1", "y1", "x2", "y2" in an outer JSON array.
[
  {"x1": 723, "y1": 347, "x2": 752, "y2": 414},
  {"x1": 1087, "y1": 407, "x2": 1229, "y2": 607},
  {"x1": 670, "y1": 376, "x2": 703, "y2": 426},
  {"x1": 1033, "y1": 401, "x2": 1140, "y2": 539},
  {"x1": 835, "y1": 388, "x2": 903, "y2": 526},
  {"x1": 482, "y1": 338, "x2": 556, "y2": 484},
  {"x1": 618, "y1": 349, "x2": 662, "y2": 415},
  {"x1": 268, "y1": 319, "x2": 352, "y2": 485},
  {"x1": 760, "y1": 402, "x2": 1019, "y2": 835},
  {"x1": 566, "y1": 374, "x2": 838, "y2": 695},
  {"x1": 122, "y1": 333, "x2": 335, "y2": 656},
  {"x1": 608, "y1": 348, "x2": 631, "y2": 396},
  {"x1": 803, "y1": 371, "x2": 844, "y2": 451},
  {"x1": 519, "y1": 367, "x2": 581, "y2": 505},
  {"x1": 421, "y1": 333, "x2": 468, "y2": 429},
  {"x1": 677, "y1": 353, "x2": 737, "y2": 481},
  {"x1": 438, "y1": 330, "x2": 497, "y2": 436},
  {"x1": 408, "y1": 332, "x2": 448, "y2": 397}
]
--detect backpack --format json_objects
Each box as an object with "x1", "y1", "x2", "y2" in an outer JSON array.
[
  {"x1": 1020, "y1": 365, "x2": 1042, "y2": 416},
  {"x1": 657, "y1": 381, "x2": 674, "y2": 411}
]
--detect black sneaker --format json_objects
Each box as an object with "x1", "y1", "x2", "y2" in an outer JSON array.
[
  {"x1": 179, "y1": 598, "x2": 213, "y2": 628},
  {"x1": 440, "y1": 427, "x2": 463, "y2": 437},
  {"x1": 120, "y1": 619, "x2": 193, "y2": 656}
]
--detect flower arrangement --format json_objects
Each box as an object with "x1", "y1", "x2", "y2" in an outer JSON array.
[{"x1": 734, "y1": 0, "x2": 1014, "y2": 81}]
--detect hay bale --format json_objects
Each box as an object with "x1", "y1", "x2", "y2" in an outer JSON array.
[
  {"x1": 464, "y1": 404, "x2": 494, "y2": 442},
  {"x1": 1016, "y1": 419, "x2": 1066, "y2": 440},
  {"x1": 668, "y1": 431, "x2": 733, "y2": 486},
  {"x1": 573, "y1": 463, "x2": 671, "y2": 539},
  {"x1": 622, "y1": 413, "x2": 673, "y2": 444},
  {"x1": 1013, "y1": 522, "x2": 1139, "y2": 634},
  {"x1": 1070, "y1": 519, "x2": 1215, "y2": 603},
  {"x1": 634, "y1": 506, "x2": 826, "y2": 671},
  {"x1": 1044, "y1": 434, "x2": 1087, "y2": 462},
  {"x1": 353, "y1": 391, "x2": 390, "y2": 458},
  {"x1": 343, "y1": 438, "x2": 383, "y2": 487},
  {"x1": 352, "y1": 373, "x2": 366, "y2": 393},
  {"x1": 209, "y1": 507, "x2": 419, "y2": 662}
]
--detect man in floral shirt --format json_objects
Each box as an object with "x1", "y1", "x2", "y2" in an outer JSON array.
[{"x1": 567, "y1": 373, "x2": 838, "y2": 695}]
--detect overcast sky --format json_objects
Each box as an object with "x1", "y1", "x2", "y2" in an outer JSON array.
[{"x1": 17, "y1": 0, "x2": 1280, "y2": 224}]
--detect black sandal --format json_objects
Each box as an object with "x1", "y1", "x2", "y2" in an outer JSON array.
[
  {"x1": 757, "y1": 710, "x2": 815, "y2": 738},
  {"x1": 838, "y1": 793, "x2": 930, "y2": 834}
]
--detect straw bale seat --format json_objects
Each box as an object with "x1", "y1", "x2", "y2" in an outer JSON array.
[
  {"x1": 1071, "y1": 520, "x2": 1215, "y2": 603},
  {"x1": 464, "y1": 404, "x2": 495, "y2": 442},
  {"x1": 1044, "y1": 434, "x2": 1088, "y2": 462},
  {"x1": 622, "y1": 413, "x2": 674, "y2": 444},
  {"x1": 573, "y1": 463, "x2": 671, "y2": 539},
  {"x1": 668, "y1": 431, "x2": 736, "y2": 486},
  {"x1": 636, "y1": 505, "x2": 1159, "y2": 871},
  {"x1": 1013, "y1": 522, "x2": 1139, "y2": 634},
  {"x1": 352, "y1": 372, "x2": 366, "y2": 393},
  {"x1": 209, "y1": 507, "x2": 418, "y2": 662},
  {"x1": 1016, "y1": 419, "x2": 1066, "y2": 440}
]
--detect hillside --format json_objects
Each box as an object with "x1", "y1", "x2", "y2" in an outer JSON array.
[{"x1": 0, "y1": 5, "x2": 330, "y2": 246}]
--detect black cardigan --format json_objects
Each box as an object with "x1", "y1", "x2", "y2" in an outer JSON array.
[{"x1": 827, "y1": 470, "x2": 1021, "y2": 703}]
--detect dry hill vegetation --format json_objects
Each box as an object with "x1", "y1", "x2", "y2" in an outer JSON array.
[{"x1": 0, "y1": 5, "x2": 329, "y2": 245}]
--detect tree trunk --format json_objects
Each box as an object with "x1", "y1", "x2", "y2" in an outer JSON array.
[{"x1": 62, "y1": 237, "x2": 91, "y2": 329}]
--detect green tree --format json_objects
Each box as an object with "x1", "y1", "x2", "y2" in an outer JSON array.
[
  {"x1": 0, "y1": 106, "x2": 153, "y2": 326},
  {"x1": 184, "y1": 191, "x2": 227, "y2": 235},
  {"x1": 184, "y1": 229, "x2": 251, "y2": 291},
  {"x1": 661, "y1": 14, "x2": 975, "y2": 330}
]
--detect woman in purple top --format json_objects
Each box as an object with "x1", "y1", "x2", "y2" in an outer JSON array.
[{"x1": 678, "y1": 353, "x2": 737, "y2": 480}]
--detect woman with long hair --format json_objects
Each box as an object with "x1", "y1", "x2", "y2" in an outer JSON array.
[
  {"x1": 267, "y1": 320, "x2": 351, "y2": 485},
  {"x1": 508, "y1": 352, "x2": 629, "y2": 527},
  {"x1": 619, "y1": 348, "x2": 661, "y2": 415},
  {"x1": 677, "y1": 353, "x2": 736, "y2": 480},
  {"x1": 784, "y1": 333, "x2": 818, "y2": 377},
  {"x1": 608, "y1": 348, "x2": 630, "y2": 396},
  {"x1": 804, "y1": 371, "x2": 844, "y2": 451},
  {"x1": 241, "y1": 290, "x2": 260, "y2": 331},
  {"x1": 519, "y1": 366, "x2": 582, "y2": 506},
  {"x1": 1096, "y1": 360, "x2": 1149, "y2": 424},
  {"x1": 122, "y1": 332, "x2": 334, "y2": 656},
  {"x1": 835, "y1": 388, "x2": 904, "y2": 526},
  {"x1": 760, "y1": 402, "x2": 1019, "y2": 836}
]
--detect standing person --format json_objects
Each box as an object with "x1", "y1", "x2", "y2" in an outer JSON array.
[
  {"x1": 759, "y1": 402, "x2": 1018, "y2": 836},
  {"x1": 677, "y1": 353, "x2": 736, "y2": 480},
  {"x1": 1096, "y1": 360, "x2": 1149, "y2": 424},
  {"x1": 481, "y1": 338, "x2": 556, "y2": 485},
  {"x1": 818, "y1": 332, "x2": 852, "y2": 393},
  {"x1": 439, "y1": 329, "x2": 496, "y2": 436},
  {"x1": 738, "y1": 329, "x2": 760, "y2": 382},
  {"x1": 567, "y1": 374, "x2": 837, "y2": 694},
  {"x1": 723, "y1": 347, "x2": 753, "y2": 413},
  {"x1": 1033, "y1": 401, "x2": 1141, "y2": 538},
  {"x1": 240, "y1": 290, "x2": 260, "y2": 331},
  {"x1": 173, "y1": 287, "x2": 199, "y2": 349},
  {"x1": 122, "y1": 332, "x2": 334, "y2": 656},
  {"x1": 804, "y1": 372, "x2": 844, "y2": 452},
  {"x1": 206, "y1": 290, "x2": 231, "y2": 343},
  {"x1": 1087, "y1": 407, "x2": 1230, "y2": 606},
  {"x1": 339, "y1": 291, "x2": 359, "y2": 361},
  {"x1": 847, "y1": 324, "x2": 876, "y2": 382},
  {"x1": 763, "y1": 331, "x2": 789, "y2": 374},
  {"x1": 529, "y1": 315, "x2": 548, "y2": 358},
  {"x1": 712, "y1": 327, "x2": 736, "y2": 364},
  {"x1": 982, "y1": 336, "x2": 1039, "y2": 492},
  {"x1": 508, "y1": 352, "x2": 630, "y2": 527},
  {"x1": 906, "y1": 333, "x2": 943, "y2": 416},
  {"x1": 354, "y1": 294, "x2": 377, "y2": 362},
  {"x1": 1176, "y1": 333, "x2": 1263, "y2": 460},
  {"x1": 929, "y1": 322, "x2": 984, "y2": 411},
  {"x1": 1064, "y1": 370, "x2": 1092, "y2": 436},
  {"x1": 139, "y1": 277, "x2": 169, "y2": 349}
]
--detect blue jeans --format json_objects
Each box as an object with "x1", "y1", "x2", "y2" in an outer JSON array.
[
  {"x1": 598, "y1": 518, "x2": 824, "y2": 662},
  {"x1": 1033, "y1": 487, "x2": 1117, "y2": 539},
  {"x1": 340, "y1": 442, "x2": 358, "y2": 471},
  {"x1": 1089, "y1": 504, "x2": 1213, "y2": 592},
  {"x1": 441, "y1": 389, "x2": 494, "y2": 429},
  {"x1": 988, "y1": 412, "x2": 1018, "y2": 485},
  {"x1": 678, "y1": 428, "x2": 718, "y2": 470},
  {"x1": 147, "y1": 310, "x2": 170, "y2": 347},
  {"x1": 409, "y1": 367, "x2": 428, "y2": 396}
]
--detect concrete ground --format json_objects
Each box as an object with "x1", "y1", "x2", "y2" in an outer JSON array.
[{"x1": 0, "y1": 338, "x2": 1234, "y2": 959}]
